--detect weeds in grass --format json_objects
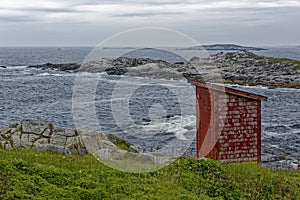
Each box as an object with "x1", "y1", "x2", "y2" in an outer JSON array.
[{"x1": 0, "y1": 149, "x2": 299, "y2": 199}]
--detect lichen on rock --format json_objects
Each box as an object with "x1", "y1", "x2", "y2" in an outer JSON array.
[{"x1": 0, "y1": 119, "x2": 141, "y2": 156}]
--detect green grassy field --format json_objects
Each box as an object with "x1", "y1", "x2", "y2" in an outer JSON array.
[{"x1": 1, "y1": 149, "x2": 299, "y2": 199}]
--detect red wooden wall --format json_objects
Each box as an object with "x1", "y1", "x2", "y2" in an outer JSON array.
[{"x1": 194, "y1": 82, "x2": 266, "y2": 163}]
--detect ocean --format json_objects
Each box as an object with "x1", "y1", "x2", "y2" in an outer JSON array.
[{"x1": 0, "y1": 46, "x2": 299, "y2": 169}]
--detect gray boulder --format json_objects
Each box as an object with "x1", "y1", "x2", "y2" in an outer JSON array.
[
  {"x1": 0, "y1": 119, "x2": 140, "y2": 157},
  {"x1": 36, "y1": 144, "x2": 71, "y2": 155}
]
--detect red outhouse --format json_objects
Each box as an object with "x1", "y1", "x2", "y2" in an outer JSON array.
[{"x1": 192, "y1": 81, "x2": 267, "y2": 163}]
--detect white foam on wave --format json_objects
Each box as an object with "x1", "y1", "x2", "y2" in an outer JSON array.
[
  {"x1": 226, "y1": 83, "x2": 300, "y2": 92},
  {"x1": 223, "y1": 83, "x2": 270, "y2": 90},
  {"x1": 292, "y1": 129, "x2": 300, "y2": 134},
  {"x1": 264, "y1": 131, "x2": 288, "y2": 137},
  {"x1": 36, "y1": 72, "x2": 76, "y2": 77},
  {"x1": 36, "y1": 73, "x2": 53, "y2": 76},
  {"x1": 140, "y1": 115, "x2": 196, "y2": 140},
  {"x1": 98, "y1": 98, "x2": 127, "y2": 103},
  {"x1": 76, "y1": 71, "x2": 107, "y2": 77},
  {"x1": 101, "y1": 74, "x2": 192, "y2": 89},
  {"x1": 3, "y1": 66, "x2": 28, "y2": 70}
]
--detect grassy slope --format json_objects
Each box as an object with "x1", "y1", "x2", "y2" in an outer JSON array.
[
  {"x1": 266, "y1": 57, "x2": 300, "y2": 71},
  {"x1": 0, "y1": 149, "x2": 299, "y2": 200},
  {"x1": 225, "y1": 52, "x2": 300, "y2": 71}
]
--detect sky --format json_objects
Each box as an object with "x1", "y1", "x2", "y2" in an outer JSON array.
[{"x1": 0, "y1": 0, "x2": 300, "y2": 46}]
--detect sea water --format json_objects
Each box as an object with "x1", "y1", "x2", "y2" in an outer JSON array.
[{"x1": 0, "y1": 46, "x2": 299, "y2": 168}]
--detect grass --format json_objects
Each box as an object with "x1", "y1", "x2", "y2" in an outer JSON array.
[
  {"x1": 223, "y1": 79, "x2": 300, "y2": 89},
  {"x1": 106, "y1": 134, "x2": 131, "y2": 151},
  {"x1": 266, "y1": 57, "x2": 300, "y2": 70},
  {"x1": 224, "y1": 52, "x2": 300, "y2": 71},
  {"x1": 0, "y1": 149, "x2": 299, "y2": 199}
]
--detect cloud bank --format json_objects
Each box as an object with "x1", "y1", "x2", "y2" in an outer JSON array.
[{"x1": 0, "y1": 0, "x2": 299, "y2": 45}]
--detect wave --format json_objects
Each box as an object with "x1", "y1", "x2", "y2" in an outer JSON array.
[
  {"x1": 227, "y1": 83, "x2": 300, "y2": 92},
  {"x1": 2, "y1": 66, "x2": 28, "y2": 70},
  {"x1": 75, "y1": 71, "x2": 107, "y2": 77},
  {"x1": 36, "y1": 73, "x2": 64, "y2": 77},
  {"x1": 134, "y1": 115, "x2": 196, "y2": 140},
  {"x1": 36, "y1": 72, "x2": 77, "y2": 77},
  {"x1": 225, "y1": 83, "x2": 270, "y2": 90}
]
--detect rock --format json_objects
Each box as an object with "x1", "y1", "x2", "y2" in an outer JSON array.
[
  {"x1": 36, "y1": 144, "x2": 71, "y2": 155},
  {"x1": 94, "y1": 149, "x2": 175, "y2": 165},
  {"x1": 94, "y1": 149, "x2": 128, "y2": 160},
  {"x1": 50, "y1": 132, "x2": 67, "y2": 146},
  {"x1": 0, "y1": 129, "x2": 14, "y2": 150},
  {"x1": 162, "y1": 114, "x2": 175, "y2": 119},
  {"x1": 200, "y1": 51, "x2": 300, "y2": 88},
  {"x1": 66, "y1": 137, "x2": 87, "y2": 155},
  {"x1": 27, "y1": 51, "x2": 300, "y2": 88},
  {"x1": 28, "y1": 63, "x2": 80, "y2": 71},
  {"x1": 22, "y1": 120, "x2": 53, "y2": 137},
  {"x1": 80, "y1": 131, "x2": 112, "y2": 153},
  {"x1": 105, "y1": 67, "x2": 127, "y2": 75},
  {"x1": 130, "y1": 144, "x2": 143, "y2": 154},
  {"x1": 142, "y1": 117, "x2": 151, "y2": 123},
  {"x1": 106, "y1": 133, "x2": 131, "y2": 151},
  {"x1": 19, "y1": 133, "x2": 37, "y2": 148},
  {"x1": 9, "y1": 123, "x2": 19, "y2": 128},
  {"x1": 143, "y1": 153, "x2": 176, "y2": 165},
  {"x1": 0, "y1": 119, "x2": 141, "y2": 156},
  {"x1": 55, "y1": 128, "x2": 77, "y2": 137}
]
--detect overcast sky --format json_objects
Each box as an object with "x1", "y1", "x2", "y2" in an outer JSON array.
[{"x1": 0, "y1": 0, "x2": 300, "y2": 46}]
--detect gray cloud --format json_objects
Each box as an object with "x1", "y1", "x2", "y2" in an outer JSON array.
[
  {"x1": 113, "y1": 11, "x2": 185, "y2": 18},
  {"x1": 0, "y1": 0, "x2": 300, "y2": 45},
  {"x1": 0, "y1": 15, "x2": 38, "y2": 23},
  {"x1": 70, "y1": 0, "x2": 185, "y2": 6},
  {"x1": 22, "y1": 7, "x2": 84, "y2": 13}
]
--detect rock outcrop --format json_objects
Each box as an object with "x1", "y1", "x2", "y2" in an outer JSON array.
[
  {"x1": 0, "y1": 119, "x2": 133, "y2": 155},
  {"x1": 27, "y1": 51, "x2": 300, "y2": 88},
  {"x1": 0, "y1": 119, "x2": 175, "y2": 166},
  {"x1": 28, "y1": 63, "x2": 80, "y2": 71},
  {"x1": 195, "y1": 51, "x2": 300, "y2": 88}
]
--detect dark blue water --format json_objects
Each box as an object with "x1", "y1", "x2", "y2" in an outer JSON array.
[{"x1": 0, "y1": 46, "x2": 299, "y2": 168}]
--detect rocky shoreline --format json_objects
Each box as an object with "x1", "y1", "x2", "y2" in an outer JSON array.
[
  {"x1": 25, "y1": 51, "x2": 300, "y2": 89},
  {"x1": 0, "y1": 120, "x2": 175, "y2": 166},
  {"x1": 1, "y1": 119, "x2": 298, "y2": 169},
  {"x1": 205, "y1": 51, "x2": 300, "y2": 88}
]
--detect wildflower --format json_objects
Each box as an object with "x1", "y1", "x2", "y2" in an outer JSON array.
[{"x1": 79, "y1": 170, "x2": 82, "y2": 173}]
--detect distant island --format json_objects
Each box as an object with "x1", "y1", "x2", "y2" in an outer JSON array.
[
  {"x1": 180, "y1": 44, "x2": 267, "y2": 51},
  {"x1": 102, "y1": 47, "x2": 137, "y2": 50}
]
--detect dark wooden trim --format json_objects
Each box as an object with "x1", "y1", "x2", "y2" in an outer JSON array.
[
  {"x1": 257, "y1": 101, "x2": 262, "y2": 163},
  {"x1": 191, "y1": 81, "x2": 267, "y2": 101}
]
